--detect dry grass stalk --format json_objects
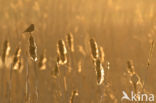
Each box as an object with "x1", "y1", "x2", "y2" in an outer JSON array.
[
  {"x1": 63, "y1": 77, "x2": 67, "y2": 91},
  {"x1": 66, "y1": 32, "x2": 74, "y2": 52},
  {"x1": 9, "y1": 60, "x2": 13, "y2": 103},
  {"x1": 29, "y1": 35, "x2": 38, "y2": 62},
  {"x1": 25, "y1": 52, "x2": 30, "y2": 103},
  {"x1": 89, "y1": 38, "x2": 99, "y2": 61},
  {"x1": 57, "y1": 40, "x2": 67, "y2": 65},
  {"x1": 69, "y1": 90, "x2": 79, "y2": 103},
  {"x1": 1, "y1": 40, "x2": 11, "y2": 64},
  {"x1": 94, "y1": 59, "x2": 105, "y2": 85},
  {"x1": 33, "y1": 60, "x2": 39, "y2": 103},
  {"x1": 28, "y1": 34, "x2": 38, "y2": 103},
  {"x1": 147, "y1": 40, "x2": 155, "y2": 69},
  {"x1": 1, "y1": 40, "x2": 11, "y2": 102}
]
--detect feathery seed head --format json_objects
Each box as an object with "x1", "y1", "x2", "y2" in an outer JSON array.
[
  {"x1": 89, "y1": 38, "x2": 99, "y2": 61},
  {"x1": 66, "y1": 32, "x2": 74, "y2": 52},
  {"x1": 57, "y1": 40, "x2": 67, "y2": 65},
  {"x1": 29, "y1": 35, "x2": 38, "y2": 62}
]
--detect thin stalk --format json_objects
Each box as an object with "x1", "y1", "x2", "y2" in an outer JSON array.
[
  {"x1": 147, "y1": 40, "x2": 155, "y2": 69},
  {"x1": 34, "y1": 61, "x2": 39, "y2": 103},
  {"x1": 1, "y1": 66, "x2": 5, "y2": 102},
  {"x1": 8, "y1": 64, "x2": 13, "y2": 103},
  {"x1": 25, "y1": 54, "x2": 30, "y2": 103}
]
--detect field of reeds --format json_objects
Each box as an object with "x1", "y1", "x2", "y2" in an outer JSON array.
[{"x1": 0, "y1": 0, "x2": 156, "y2": 103}]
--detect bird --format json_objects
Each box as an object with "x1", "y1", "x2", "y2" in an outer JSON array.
[{"x1": 23, "y1": 24, "x2": 35, "y2": 33}]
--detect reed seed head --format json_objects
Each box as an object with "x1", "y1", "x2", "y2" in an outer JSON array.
[
  {"x1": 66, "y1": 32, "x2": 74, "y2": 52},
  {"x1": 130, "y1": 73, "x2": 141, "y2": 93},
  {"x1": 94, "y1": 59, "x2": 105, "y2": 85},
  {"x1": 2, "y1": 40, "x2": 11, "y2": 63},
  {"x1": 69, "y1": 90, "x2": 79, "y2": 103},
  {"x1": 127, "y1": 60, "x2": 135, "y2": 75},
  {"x1": 38, "y1": 51, "x2": 47, "y2": 70},
  {"x1": 98, "y1": 46, "x2": 105, "y2": 63},
  {"x1": 57, "y1": 40, "x2": 67, "y2": 65},
  {"x1": 89, "y1": 38, "x2": 99, "y2": 61},
  {"x1": 29, "y1": 35, "x2": 38, "y2": 61},
  {"x1": 12, "y1": 47, "x2": 22, "y2": 70},
  {"x1": 52, "y1": 63, "x2": 60, "y2": 78}
]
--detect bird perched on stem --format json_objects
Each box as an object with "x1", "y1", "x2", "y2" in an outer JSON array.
[{"x1": 23, "y1": 24, "x2": 35, "y2": 33}]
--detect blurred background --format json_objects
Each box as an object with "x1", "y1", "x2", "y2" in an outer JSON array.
[{"x1": 0, "y1": 0, "x2": 156, "y2": 103}]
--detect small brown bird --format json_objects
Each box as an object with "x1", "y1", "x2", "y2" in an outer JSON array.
[{"x1": 24, "y1": 24, "x2": 35, "y2": 33}]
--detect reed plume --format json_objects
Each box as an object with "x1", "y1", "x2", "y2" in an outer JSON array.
[
  {"x1": 127, "y1": 61, "x2": 144, "y2": 94},
  {"x1": 57, "y1": 40, "x2": 67, "y2": 65},
  {"x1": 38, "y1": 51, "x2": 47, "y2": 70},
  {"x1": 98, "y1": 46, "x2": 105, "y2": 63},
  {"x1": 29, "y1": 35, "x2": 38, "y2": 62},
  {"x1": 130, "y1": 73, "x2": 144, "y2": 94},
  {"x1": 69, "y1": 90, "x2": 79, "y2": 103},
  {"x1": 18, "y1": 58, "x2": 24, "y2": 73},
  {"x1": 12, "y1": 47, "x2": 22, "y2": 70},
  {"x1": 89, "y1": 38, "x2": 99, "y2": 61},
  {"x1": 1, "y1": 40, "x2": 11, "y2": 64},
  {"x1": 89, "y1": 38, "x2": 105, "y2": 85},
  {"x1": 66, "y1": 32, "x2": 74, "y2": 52},
  {"x1": 54, "y1": 62, "x2": 60, "y2": 76},
  {"x1": 94, "y1": 59, "x2": 105, "y2": 85},
  {"x1": 127, "y1": 60, "x2": 135, "y2": 75}
]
